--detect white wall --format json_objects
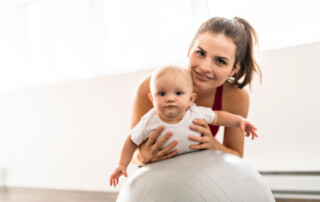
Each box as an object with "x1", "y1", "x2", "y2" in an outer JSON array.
[
  {"x1": 246, "y1": 42, "x2": 320, "y2": 171},
  {"x1": 2, "y1": 0, "x2": 320, "y2": 93},
  {"x1": 0, "y1": 69, "x2": 153, "y2": 192},
  {"x1": 0, "y1": 42, "x2": 319, "y2": 192}
]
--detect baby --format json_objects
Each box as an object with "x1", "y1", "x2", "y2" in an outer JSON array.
[{"x1": 109, "y1": 66, "x2": 258, "y2": 187}]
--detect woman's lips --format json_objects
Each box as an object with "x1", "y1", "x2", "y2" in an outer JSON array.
[{"x1": 194, "y1": 70, "x2": 215, "y2": 81}]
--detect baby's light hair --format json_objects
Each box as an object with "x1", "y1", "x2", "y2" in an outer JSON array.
[{"x1": 150, "y1": 65, "x2": 193, "y2": 94}]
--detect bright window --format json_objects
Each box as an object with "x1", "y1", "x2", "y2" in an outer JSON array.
[{"x1": 0, "y1": 0, "x2": 319, "y2": 92}]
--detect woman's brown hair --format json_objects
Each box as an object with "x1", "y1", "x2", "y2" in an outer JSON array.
[{"x1": 191, "y1": 17, "x2": 262, "y2": 88}]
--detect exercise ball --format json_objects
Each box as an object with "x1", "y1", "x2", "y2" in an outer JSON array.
[{"x1": 117, "y1": 150, "x2": 274, "y2": 202}]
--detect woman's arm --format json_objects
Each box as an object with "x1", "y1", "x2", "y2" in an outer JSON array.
[
  {"x1": 130, "y1": 76, "x2": 154, "y2": 129},
  {"x1": 130, "y1": 76, "x2": 179, "y2": 165},
  {"x1": 189, "y1": 83, "x2": 249, "y2": 157}
]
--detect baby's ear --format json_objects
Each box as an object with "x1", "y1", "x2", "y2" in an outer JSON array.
[
  {"x1": 189, "y1": 92, "x2": 197, "y2": 104},
  {"x1": 148, "y1": 93, "x2": 154, "y2": 104}
]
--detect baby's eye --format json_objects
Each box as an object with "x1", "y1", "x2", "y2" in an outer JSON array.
[
  {"x1": 159, "y1": 92, "x2": 165, "y2": 96},
  {"x1": 176, "y1": 91, "x2": 183, "y2": 95}
]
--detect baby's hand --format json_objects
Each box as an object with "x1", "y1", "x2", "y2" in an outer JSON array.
[
  {"x1": 109, "y1": 164, "x2": 128, "y2": 187},
  {"x1": 240, "y1": 119, "x2": 258, "y2": 140}
]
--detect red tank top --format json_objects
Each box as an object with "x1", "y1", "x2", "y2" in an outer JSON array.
[{"x1": 209, "y1": 85, "x2": 223, "y2": 137}]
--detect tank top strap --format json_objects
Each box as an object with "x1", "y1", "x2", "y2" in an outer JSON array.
[
  {"x1": 212, "y1": 85, "x2": 223, "y2": 111},
  {"x1": 209, "y1": 85, "x2": 223, "y2": 137}
]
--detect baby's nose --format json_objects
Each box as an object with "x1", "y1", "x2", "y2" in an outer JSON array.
[{"x1": 166, "y1": 94, "x2": 175, "y2": 102}]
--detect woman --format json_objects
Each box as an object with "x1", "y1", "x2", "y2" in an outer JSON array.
[{"x1": 131, "y1": 17, "x2": 261, "y2": 165}]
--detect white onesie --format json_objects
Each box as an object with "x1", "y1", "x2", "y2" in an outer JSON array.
[{"x1": 131, "y1": 103, "x2": 215, "y2": 155}]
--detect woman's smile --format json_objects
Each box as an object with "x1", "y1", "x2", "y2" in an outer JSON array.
[{"x1": 193, "y1": 69, "x2": 215, "y2": 81}]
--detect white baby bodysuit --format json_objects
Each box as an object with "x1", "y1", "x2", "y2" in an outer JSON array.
[{"x1": 131, "y1": 103, "x2": 215, "y2": 155}]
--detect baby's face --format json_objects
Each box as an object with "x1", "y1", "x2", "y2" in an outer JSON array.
[{"x1": 150, "y1": 73, "x2": 194, "y2": 123}]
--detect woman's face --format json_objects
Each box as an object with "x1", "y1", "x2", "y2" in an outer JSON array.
[{"x1": 188, "y1": 32, "x2": 238, "y2": 91}]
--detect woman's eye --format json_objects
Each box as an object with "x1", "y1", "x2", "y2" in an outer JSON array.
[
  {"x1": 159, "y1": 92, "x2": 165, "y2": 96},
  {"x1": 176, "y1": 92, "x2": 182, "y2": 95},
  {"x1": 196, "y1": 50, "x2": 205, "y2": 56},
  {"x1": 217, "y1": 58, "x2": 226, "y2": 65}
]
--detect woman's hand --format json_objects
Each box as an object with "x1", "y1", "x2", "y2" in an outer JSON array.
[
  {"x1": 137, "y1": 125, "x2": 179, "y2": 165},
  {"x1": 188, "y1": 119, "x2": 217, "y2": 150},
  {"x1": 188, "y1": 118, "x2": 245, "y2": 157}
]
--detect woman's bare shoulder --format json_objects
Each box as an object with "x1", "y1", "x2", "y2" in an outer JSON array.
[
  {"x1": 136, "y1": 75, "x2": 151, "y2": 97},
  {"x1": 223, "y1": 82, "x2": 249, "y2": 117},
  {"x1": 131, "y1": 75, "x2": 153, "y2": 128}
]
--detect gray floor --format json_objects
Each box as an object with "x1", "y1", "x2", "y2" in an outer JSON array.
[
  {"x1": 0, "y1": 187, "x2": 118, "y2": 202},
  {"x1": 1, "y1": 187, "x2": 320, "y2": 202}
]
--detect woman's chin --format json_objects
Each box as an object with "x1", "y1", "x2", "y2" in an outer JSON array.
[
  {"x1": 193, "y1": 80, "x2": 211, "y2": 89},
  {"x1": 193, "y1": 81, "x2": 221, "y2": 92}
]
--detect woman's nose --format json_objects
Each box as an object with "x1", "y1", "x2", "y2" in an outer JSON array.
[{"x1": 200, "y1": 59, "x2": 213, "y2": 72}]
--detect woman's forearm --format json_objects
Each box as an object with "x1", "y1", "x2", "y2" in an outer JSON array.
[
  {"x1": 212, "y1": 137, "x2": 242, "y2": 157},
  {"x1": 220, "y1": 127, "x2": 244, "y2": 158}
]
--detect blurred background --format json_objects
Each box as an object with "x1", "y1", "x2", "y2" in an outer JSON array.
[
  {"x1": 0, "y1": 0, "x2": 319, "y2": 200},
  {"x1": 1, "y1": 0, "x2": 320, "y2": 92}
]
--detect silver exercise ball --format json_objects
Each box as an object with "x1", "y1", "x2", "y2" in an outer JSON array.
[{"x1": 117, "y1": 150, "x2": 275, "y2": 202}]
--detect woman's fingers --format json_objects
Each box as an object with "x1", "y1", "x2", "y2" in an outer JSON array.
[
  {"x1": 188, "y1": 134, "x2": 205, "y2": 143},
  {"x1": 189, "y1": 119, "x2": 216, "y2": 150},
  {"x1": 152, "y1": 131, "x2": 173, "y2": 151},
  {"x1": 149, "y1": 135, "x2": 178, "y2": 161},
  {"x1": 193, "y1": 119, "x2": 209, "y2": 128},
  {"x1": 138, "y1": 127, "x2": 178, "y2": 164},
  {"x1": 189, "y1": 124, "x2": 208, "y2": 135},
  {"x1": 138, "y1": 125, "x2": 165, "y2": 163},
  {"x1": 157, "y1": 149, "x2": 179, "y2": 161},
  {"x1": 146, "y1": 125, "x2": 164, "y2": 146},
  {"x1": 189, "y1": 143, "x2": 207, "y2": 150},
  {"x1": 157, "y1": 140, "x2": 178, "y2": 156}
]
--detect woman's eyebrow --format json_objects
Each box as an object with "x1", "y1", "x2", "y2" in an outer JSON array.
[
  {"x1": 197, "y1": 46, "x2": 230, "y2": 61},
  {"x1": 197, "y1": 46, "x2": 207, "y2": 54},
  {"x1": 216, "y1": 56, "x2": 230, "y2": 61}
]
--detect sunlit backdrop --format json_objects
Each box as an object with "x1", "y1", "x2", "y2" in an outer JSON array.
[{"x1": 0, "y1": 0, "x2": 319, "y2": 92}]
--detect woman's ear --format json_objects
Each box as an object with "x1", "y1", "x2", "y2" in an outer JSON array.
[{"x1": 229, "y1": 62, "x2": 240, "y2": 77}]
